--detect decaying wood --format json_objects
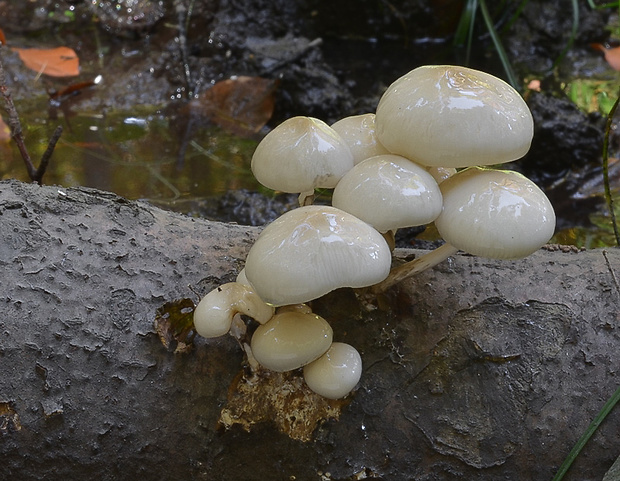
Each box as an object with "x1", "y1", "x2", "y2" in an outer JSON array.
[{"x1": 0, "y1": 178, "x2": 619, "y2": 481}]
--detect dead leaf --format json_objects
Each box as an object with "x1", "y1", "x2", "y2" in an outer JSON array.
[
  {"x1": 154, "y1": 298, "x2": 196, "y2": 353},
  {"x1": 0, "y1": 28, "x2": 6, "y2": 46},
  {"x1": 197, "y1": 76, "x2": 279, "y2": 137},
  {"x1": 591, "y1": 43, "x2": 620, "y2": 71},
  {"x1": 12, "y1": 46, "x2": 80, "y2": 77}
]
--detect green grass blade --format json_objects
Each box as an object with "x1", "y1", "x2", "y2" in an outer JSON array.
[
  {"x1": 454, "y1": 0, "x2": 477, "y2": 45},
  {"x1": 551, "y1": 383, "x2": 620, "y2": 480},
  {"x1": 552, "y1": 0, "x2": 579, "y2": 69},
  {"x1": 454, "y1": 0, "x2": 478, "y2": 64},
  {"x1": 501, "y1": 0, "x2": 530, "y2": 34},
  {"x1": 602, "y1": 90, "x2": 620, "y2": 246},
  {"x1": 478, "y1": 0, "x2": 520, "y2": 90},
  {"x1": 587, "y1": 1, "x2": 620, "y2": 9}
]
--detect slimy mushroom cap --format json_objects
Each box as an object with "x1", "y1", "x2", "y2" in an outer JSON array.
[
  {"x1": 193, "y1": 282, "x2": 274, "y2": 338},
  {"x1": 332, "y1": 154, "x2": 443, "y2": 233},
  {"x1": 244, "y1": 205, "x2": 391, "y2": 306},
  {"x1": 250, "y1": 311, "x2": 333, "y2": 372},
  {"x1": 303, "y1": 342, "x2": 362, "y2": 399},
  {"x1": 251, "y1": 116, "x2": 354, "y2": 195},
  {"x1": 375, "y1": 65, "x2": 533, "y2": 168},
  {"x1": 331, "y1": 113, "x2": 390, "y2": 165},
  {"x1": 435, "y1": 167, "x2": 556, "y2": 259}
]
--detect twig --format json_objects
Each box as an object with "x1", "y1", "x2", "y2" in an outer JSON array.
[
  {"x1": 36, "y1": 125, "x2": 63, "y2": 183},
  {"x1": 174, "y1": 0, "x2": 194, "y2": 100},
  {"x1": 0, "y1": 51, "x2": 37, "y2": 179},
  {"x1": 0, "y1": 46, "x2": 62, "y2": 185},
  {"x1": 602, "y1": 89, "x2": 620, "y2": 247}
]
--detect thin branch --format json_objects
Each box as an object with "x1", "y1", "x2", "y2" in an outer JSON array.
[
  {"x1": 35, "y1": 125, "x2": 63, "y2": 184},
  {"x1": 0, "y1": 49, "x2": 37, "y2": 179},
  {"x1": 0, "y1": 46, "x2": 62, "y2": 185}
]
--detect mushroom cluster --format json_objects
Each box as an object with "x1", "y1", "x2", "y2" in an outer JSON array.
[{"x1": 193, "y1": 65, "x2": 556, "y2": 399}]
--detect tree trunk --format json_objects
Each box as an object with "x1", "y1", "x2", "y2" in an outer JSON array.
[{"x1": 1, "y1": 178, "x2": 619, "y2": 481}]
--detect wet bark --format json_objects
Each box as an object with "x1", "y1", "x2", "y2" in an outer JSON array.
[{"x1": 0, "y1": 178, "x2": 619, "y2": 481}]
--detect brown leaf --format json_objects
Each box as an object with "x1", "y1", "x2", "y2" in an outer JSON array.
[
  {"x1": 198, "y1": 76, "x2": 279, "y2": 137},
  {"x1": 154, "y1": 298, "x2": 196, "y2": 353},
  {"x1": 12, "y1": 46, "x2": 80, "y2": 77}
]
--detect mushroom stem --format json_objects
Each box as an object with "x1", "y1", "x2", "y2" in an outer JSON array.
[
  {"x1": 193, "y1": 282, "x2": 275, "y2": 338},
  {"x1": 298, "y1": 190, "x2": 315, "y2": 206},
  {"x1": 372, "y1": 242, "x2": 459, "y2": 293}
]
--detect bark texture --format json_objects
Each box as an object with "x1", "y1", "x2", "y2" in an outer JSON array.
[{"x1": 0, "y1": 178, "x2": 619, "y2": 481}]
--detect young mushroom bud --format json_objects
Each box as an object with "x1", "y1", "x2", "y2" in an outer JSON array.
[
  {"x1": 331, "y1": 113, "x2": 390, "y2": 165},
  {"x1": 375, "y1": 167, "x2": 556, "y2": 291},
  {"x1": 332, "y1": 154, "x2": 443, "y2": 233},
  {"x1": 303, "y1": 342, "x2": 362, "y2": 399},
  {"x1": 375, "y1": 65, "x2": 534, "y2": 168},
  {"x1": 244, "y1": 205, "x2": 392, "y2": 306},
  {"x1": 251, "y1": 116, "x2": 354, "y2": 205},
  {"x1": 193, "y1": 282, "x2": 275, "y2": 338},
  {"x1": 250, "y1": 311, "x2": 333, "y2": 372}
]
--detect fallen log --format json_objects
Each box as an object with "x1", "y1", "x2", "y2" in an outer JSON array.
[{"x1": 0, "y1": 178, "x2": 619, "y2": 480}]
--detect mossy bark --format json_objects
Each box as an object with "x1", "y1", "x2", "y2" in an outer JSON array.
[{"x1": 1, "y1": 179, "x2": 619, "y2": 480}]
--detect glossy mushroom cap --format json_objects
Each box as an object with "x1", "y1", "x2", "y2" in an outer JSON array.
[
  {"x1": 331, "y1": 113, "x2": 390, "y2": 165},
  {"x1": 251, "y1": 116, "x2": 354, "y2": 195},
  {"x1": 435, "y1": 167, "x2": 556, "y2": 259},
  {"x1": 244, "y1": 205, "x2": 392, "y2": 306},
  {"x1": 332, "y1": 154, "x2": 443, "y2": 233},
  {"x1": 303, "y1": 342, "x2": 362, "y2": 399},
  {"x1": 193, "y1": 282, "x2": 274, "y2": 338},
  {"x1": 250, "y1": 311, "x2": 333, "y2": 372},
  {"x1": 375, "y1": 65, "x2": 534, "y2": 168}
]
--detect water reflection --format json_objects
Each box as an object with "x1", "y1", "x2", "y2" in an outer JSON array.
[{"x1": 0, "y1": 103, "x2": 259, "y2": 206}]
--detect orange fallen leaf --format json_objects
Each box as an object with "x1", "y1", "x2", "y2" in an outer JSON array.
[
  {"x1": 0, "y1": 27, "x2": 6, "y2": 46},
  {"x1": 12, "y1": 46, "x2": 79, "y2": 77},
  {"x1": 197, "y1": 76, "x2": 279, "y2": 137},
  {"x1": 591, "y1": 43, "x2": 620, "y2": 71}
]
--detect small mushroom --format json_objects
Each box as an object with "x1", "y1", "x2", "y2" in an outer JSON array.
[
  {"x1": 193, "y1": 282, "x2": 275, "y2": 338},
  {"x1": 375, "y1": 65, "x2": 534, "y2": 168},
  {"x1": 250, "y1": 311, "x2": 333, "y2": 372},
  {"x1": 332, "y1": 154, "x2": 443, "y2": 233},
  {"x1": 331, "y1": 113, "x2": 390, "y2": 165},
  {"x1": 303, "y1": 342, "x2": 362, "y2": 399},
  {"x1": 251, "y1": 116, "x2": 354, "y2": 205},
  {"x1": 375, "y1": 167, "x2": 556, "y2": 291},
  {"x1": 244, "y1": 205, "x2": 392, "y2": 306}
]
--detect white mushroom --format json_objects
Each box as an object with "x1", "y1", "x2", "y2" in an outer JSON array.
[
  {"x1": 251, "y1": 116, "x2": 354, "y2": 205},
  {"x1": 193, "y1": 282, "x2": 274, "y2": 338},
  {"x1": 244, "y1": 205, "x2": 392, "y2": 306},
  {"x1": 426, "y1": 166, "x2": 456, "y2": 184},
  {"x1": 332, "y1": 154, "x2": 443, "y2": 233},
  {"x1": 375, "y1": 65, "x2": 534, "y2": 168},
  {"x1": 375, "y1": 167, "x2": 556, "y2": 291},
  {"x1": 331, "y1": 113, "x2": 390, "y2": 165},
  {"x1": 303, "y1": 342, "x2": 362, "y2": 399},
  {"x1": 250, "y1": 311, "x2": 333, "y2": 372}
]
